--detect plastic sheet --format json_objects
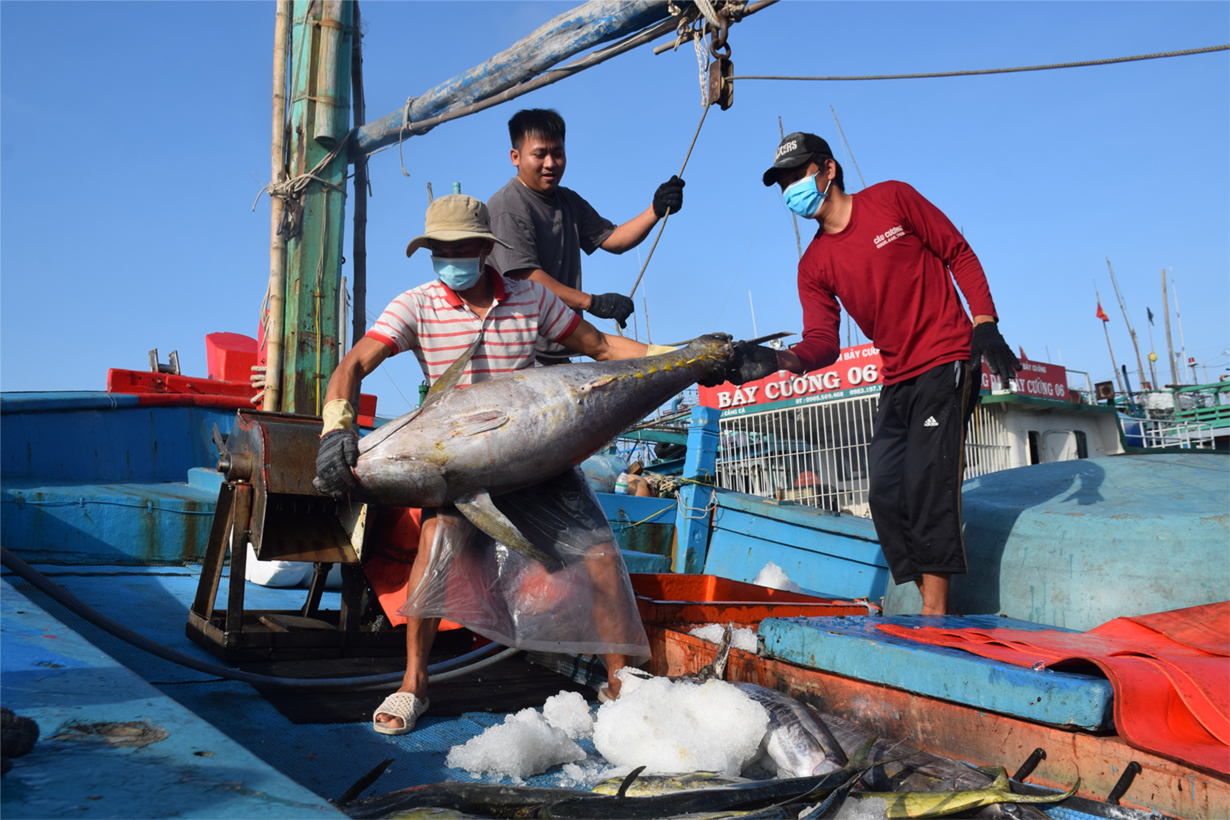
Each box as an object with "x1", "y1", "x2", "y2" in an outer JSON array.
[{"x1": 399, "y1": 467, "x2": 650, "y2": 660}]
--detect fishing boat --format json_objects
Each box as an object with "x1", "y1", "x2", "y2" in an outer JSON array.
[{"x1": 3, "y1": 2, "x2": 1227, "y2": 819}]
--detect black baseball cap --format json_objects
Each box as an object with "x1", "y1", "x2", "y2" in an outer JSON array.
[{"x1": 762, "y1": 132, "x2": 834, "y2": 187}]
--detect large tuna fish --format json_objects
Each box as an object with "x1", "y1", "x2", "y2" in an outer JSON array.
[{"x1": 353, "y1": 334, "x2": 733, "y2": 564}]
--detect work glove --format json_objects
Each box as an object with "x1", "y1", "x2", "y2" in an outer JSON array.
[
  {"x1": 725, "y1": 341, "x2": 780, "y2": 386},
  {"x1": 313, "y1": 429, "x2": 360, "y2": 498},
  {"x1": 652, "y1": 175, "x2": 686, "y2": 218},
  {"x1": 969, "y1": 321, "x2": 1022, "y2": 380},
  {"x1": 588, "y1": 292, "x2": 635, "y2": 329}
]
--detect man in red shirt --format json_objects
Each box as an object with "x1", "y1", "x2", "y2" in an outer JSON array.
[{"x1": 731, "y1": 132, "x2": 1020, "y2": 616}]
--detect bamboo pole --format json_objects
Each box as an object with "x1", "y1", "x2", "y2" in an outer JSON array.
[
  {"x1": 1106, "y1": 257, "x2": 1147, "y2": 391},
  {"x1": 350, "y1": 0, "x2": 367, "y2": 384},
  {"x1": 262, "y1": 1, "x2": 292, "y2": 413},
  {"x1": 314, "y1": 0, "x2": 347, "y2": 145},
  {"x1": 1162, "y1": 269, "x2": 1178, "y2": 388}
]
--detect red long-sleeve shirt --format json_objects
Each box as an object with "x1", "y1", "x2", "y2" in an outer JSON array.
[{"x1": 792, "y1": 181, "x2": 999, "y2": 385}]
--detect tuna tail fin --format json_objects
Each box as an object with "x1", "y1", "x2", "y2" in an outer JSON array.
[
  {"x1": 455, "y1": 488, "x2": 563, "y2": 568},
  {"x1": 424, "y1": 333, "x2": 483, "y2": 404}
]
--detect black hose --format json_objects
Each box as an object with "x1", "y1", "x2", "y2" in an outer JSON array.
[{"x1": 0, "y1": 546, "x2": 518, "y2": 691}]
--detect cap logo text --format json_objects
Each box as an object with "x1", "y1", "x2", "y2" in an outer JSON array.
[{"x1": 776, "y1": 140, "x2": 798, "y2": 159}]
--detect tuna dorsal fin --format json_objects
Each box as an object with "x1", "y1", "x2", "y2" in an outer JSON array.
[
  {"x1": 424, "y1": 333, "x2": 483, "y2": 404},
  {"x1": 454, "y1": 488, "x2": 562, "y2": 568}
]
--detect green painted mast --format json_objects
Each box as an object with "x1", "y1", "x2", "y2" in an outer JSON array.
[{"x1": 280, "y1": 0, "x2": 353, "y2": 415}]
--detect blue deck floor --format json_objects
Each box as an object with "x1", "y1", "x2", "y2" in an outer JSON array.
[{"x1": 0, "y1": 564, "x2": 610, "y2": 817}]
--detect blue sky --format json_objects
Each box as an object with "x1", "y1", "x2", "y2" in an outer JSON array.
[{"x1": 2, "y1": 1, "x2": 1227, "y2": 417}]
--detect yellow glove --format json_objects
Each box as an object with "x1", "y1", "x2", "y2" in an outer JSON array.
[
  {"x1": 321, "y1": 398, "x2": 356, "y2": 435},
  {"x1": 646, "y1": 344, "x2": 679, "y2": 356}
]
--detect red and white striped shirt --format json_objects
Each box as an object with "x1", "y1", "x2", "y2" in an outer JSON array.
[{"x1": 365, "y1": 268, "x2": 581, "y2": 386}]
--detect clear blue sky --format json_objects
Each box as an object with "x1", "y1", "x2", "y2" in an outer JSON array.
[{"x1": 3, "y1": 2, "x2": 1227, "y2": 417}]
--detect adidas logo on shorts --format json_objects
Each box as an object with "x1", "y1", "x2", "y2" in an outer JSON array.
[{"x1": 924, "y1": 416, "x2": 939, "y2": 427}]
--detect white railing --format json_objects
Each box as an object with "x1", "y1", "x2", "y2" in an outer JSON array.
[
  {"x1": 1122, "y1": 416, "x2": 1219, "y2": 450},
  {"x1": 715, "y1": 394, "x2": 1012, "y2": 515}
]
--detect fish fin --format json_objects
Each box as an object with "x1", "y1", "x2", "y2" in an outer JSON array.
[
  {"x1": 615, "y1": 766, "x2": 646, "y2": 800},
  {"x1": 1013, "y1": 778, "x2": 1080, "y2": 804},
  {"x1": 455, "y1": 489, "x2": 562, "y2": 567},
  {"x1": 424, "y1": 334, "x2": 483, "y2": 404},
  {"x1": 448, "y1": 410, "x2": 510, "y2": 437}
]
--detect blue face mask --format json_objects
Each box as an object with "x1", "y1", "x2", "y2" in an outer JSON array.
[
  {"x1": 783, "y1": 173, "x2": 832, "y2": 219},
  {"x1": 432, "y1": 256, "x2": 484, "y2": 291}
]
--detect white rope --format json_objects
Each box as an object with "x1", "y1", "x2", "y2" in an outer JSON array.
[
  {"x1": 399, "y1": 96, "x2": 415, "y2": 177},
  {"x1": 693, "y1": 27, "x2": 708, "y2": 106}
]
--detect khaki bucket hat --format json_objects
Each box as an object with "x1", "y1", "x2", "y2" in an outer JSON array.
[{"x1": 405, "y1": 194, "x2": 513, "y2": 257}]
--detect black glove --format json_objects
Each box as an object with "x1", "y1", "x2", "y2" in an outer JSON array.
[
  {"x1": 652, "y1": 175, "x2": 686, "y2": 218},
  {"x1": 313, "y1": 429, "x2": 360, "y2": 498},
  {"x1": 970, "y1": 321, "x2": 1022, "y2": 379},
  {"x1": 588, "y1": 292, "x2": 635, "y2": 328},
  {"x1": 726, "y1": 341, "x2": 780, "y2": 386}
]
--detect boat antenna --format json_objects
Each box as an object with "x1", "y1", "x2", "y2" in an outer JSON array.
[
  {"x1": 1161, "y1": 269, "x2": 1179, "y2": 389},
  {"x1": 829, "y1": 105, "x2": 867, "y2": 191}
]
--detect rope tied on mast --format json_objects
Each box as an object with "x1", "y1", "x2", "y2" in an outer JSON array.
[
  {"x1": 399, "y1": 96, "x2": 416, "y2": 177},
  {"x1": 251, "y1": 131, "x2": 351, "y2": 241}
]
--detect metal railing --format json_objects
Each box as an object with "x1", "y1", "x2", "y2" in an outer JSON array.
[
  {"x1": 715, "y1": 393, "x2": 1012, "y2": 515},
  {"x1": 1122, "y1": 415, "x2": 1220, "y2": 450}
]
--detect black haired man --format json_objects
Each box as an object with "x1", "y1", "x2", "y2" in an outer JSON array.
[
  {"x1": 731, "y1": 132, "x2": 1021, "y2": 617},
  {"x1": 487, "y1": 108, "x2": 685, "y2": 364}
]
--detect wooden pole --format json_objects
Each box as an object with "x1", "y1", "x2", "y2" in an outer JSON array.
[
  {"x1": 1103, "y1": 321, "x2": 1125, "y2": 399},
  {"x1": 1170, "y1": 269, "x2": 1189, "y2": 386},
  {"x1": 283, "y1": 0, "x2": 353, "y2": 415},
  {"x1": 262, "y1": 1, "x2": 292, "y2": 413},
  {"x1": 1097, "y1": 286, "x2": 1125, "y2": 398},
  {"x1": 1106, "y1": 258, "x2": 1147, "y2": 392},
  {"x1": 1162, "y1": 269, "x2": 1178, "y2": 388},
  {"x1": 350, "y1": 0, "x2": 367, "y2": 385}
]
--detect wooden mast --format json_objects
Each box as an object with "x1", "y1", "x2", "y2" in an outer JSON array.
[
  {"x1": 1097, "y1": 285, "x2": 1125, "y2": 398},
  {"x1": 262, "y1": 1, "x2": 292, "y2": 412},
  {"x1": 350, "y1": 0, "x2": 367, "y2": 388},
  {"x1": 282, "y1": 0, "x2": 353, "y2": 415},
  {"x1": 1106, "y1": 258, "x2": 1147, "y2": 393},
  {"x1": 1161, "y1": 269, "x2": 1179, "y2": 388}
]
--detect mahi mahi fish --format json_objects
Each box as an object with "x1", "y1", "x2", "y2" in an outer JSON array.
[
  {"x1": 353, "y1": 335, "x2": 733, "y2": 564},
  {"x1": 732, "y1": 683, "x2": 848, "y2": 779}
]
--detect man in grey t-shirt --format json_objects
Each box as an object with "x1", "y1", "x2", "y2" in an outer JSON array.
[{"x1": 488, "y1": 109, "x2": 685, "y2": 364}]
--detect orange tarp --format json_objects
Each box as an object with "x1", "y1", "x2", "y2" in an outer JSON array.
[{"x1": 878, "y1": 602, "x2": 1230, "y2": 775}]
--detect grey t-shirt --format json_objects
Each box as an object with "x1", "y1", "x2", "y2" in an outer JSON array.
[{"x1": 488, "y1": 178, "x2": 616, "y2": 361}]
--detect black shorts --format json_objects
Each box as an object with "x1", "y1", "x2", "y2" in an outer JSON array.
[{"x1": 867, "y1": 359, "x2": 978, "y2": 584}]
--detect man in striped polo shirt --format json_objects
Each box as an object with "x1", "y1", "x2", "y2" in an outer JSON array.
[{"x1": 315, "y1": 194, "x2": 666, "y2": 735}]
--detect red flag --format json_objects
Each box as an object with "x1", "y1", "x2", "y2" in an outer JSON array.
[
  {"x1": 1096, "y1": 301, "x2": 1110, "y2": 322},
  {"x1": 1018, "y1": 346, "x2": 1028, "y2": 361}
]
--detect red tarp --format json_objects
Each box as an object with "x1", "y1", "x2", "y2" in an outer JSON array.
[{"x1": 878, "y1": 602, "x2": 1230, "y2": 775}]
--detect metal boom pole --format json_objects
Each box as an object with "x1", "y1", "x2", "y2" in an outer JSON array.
[{"x1": 1106, "y1": 257, "x2": 1147, "y2": 392}]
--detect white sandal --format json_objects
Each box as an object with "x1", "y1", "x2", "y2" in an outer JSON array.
[{"x1": 372, "y1": 692, "x2": 430, "y2": 736}]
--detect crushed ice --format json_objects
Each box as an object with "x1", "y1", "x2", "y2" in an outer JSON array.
[
  {"x1": 689, "y1": 623, "x2": 759, "y2": 653},
  {"x1": 591, "y1": 671, "x2": 769, "y2": 775},
  {"x1": 753, "y1": 560, "x2": 804, "y2": 593},
  {"x1": 445, "y1": 706, "x2": 586, "y2": 779},
  {"x1": 542, "y1": 690, "x2": 594, "y2": 739}
]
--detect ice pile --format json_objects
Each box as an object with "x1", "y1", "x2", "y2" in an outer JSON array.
[
  {"x1": 542, "y1": 690, "x2": 594, "y2": 739},
  {"x1": 446, "y1": 694, "x2": 592, "y2": 779},
  {"x1": 592, "y1": 671, "x2": 769, "y2": 775},
  {"x1": 753, "y1": 560, "x2": 804, "y2": 593},
  {"x1": 689, "y1": 623, "x2": 758, "y2": 653}
]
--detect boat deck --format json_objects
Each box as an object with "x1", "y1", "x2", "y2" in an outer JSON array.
[{"x1": 0, "y1": 564, "x2": 609, "y2": 819}]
